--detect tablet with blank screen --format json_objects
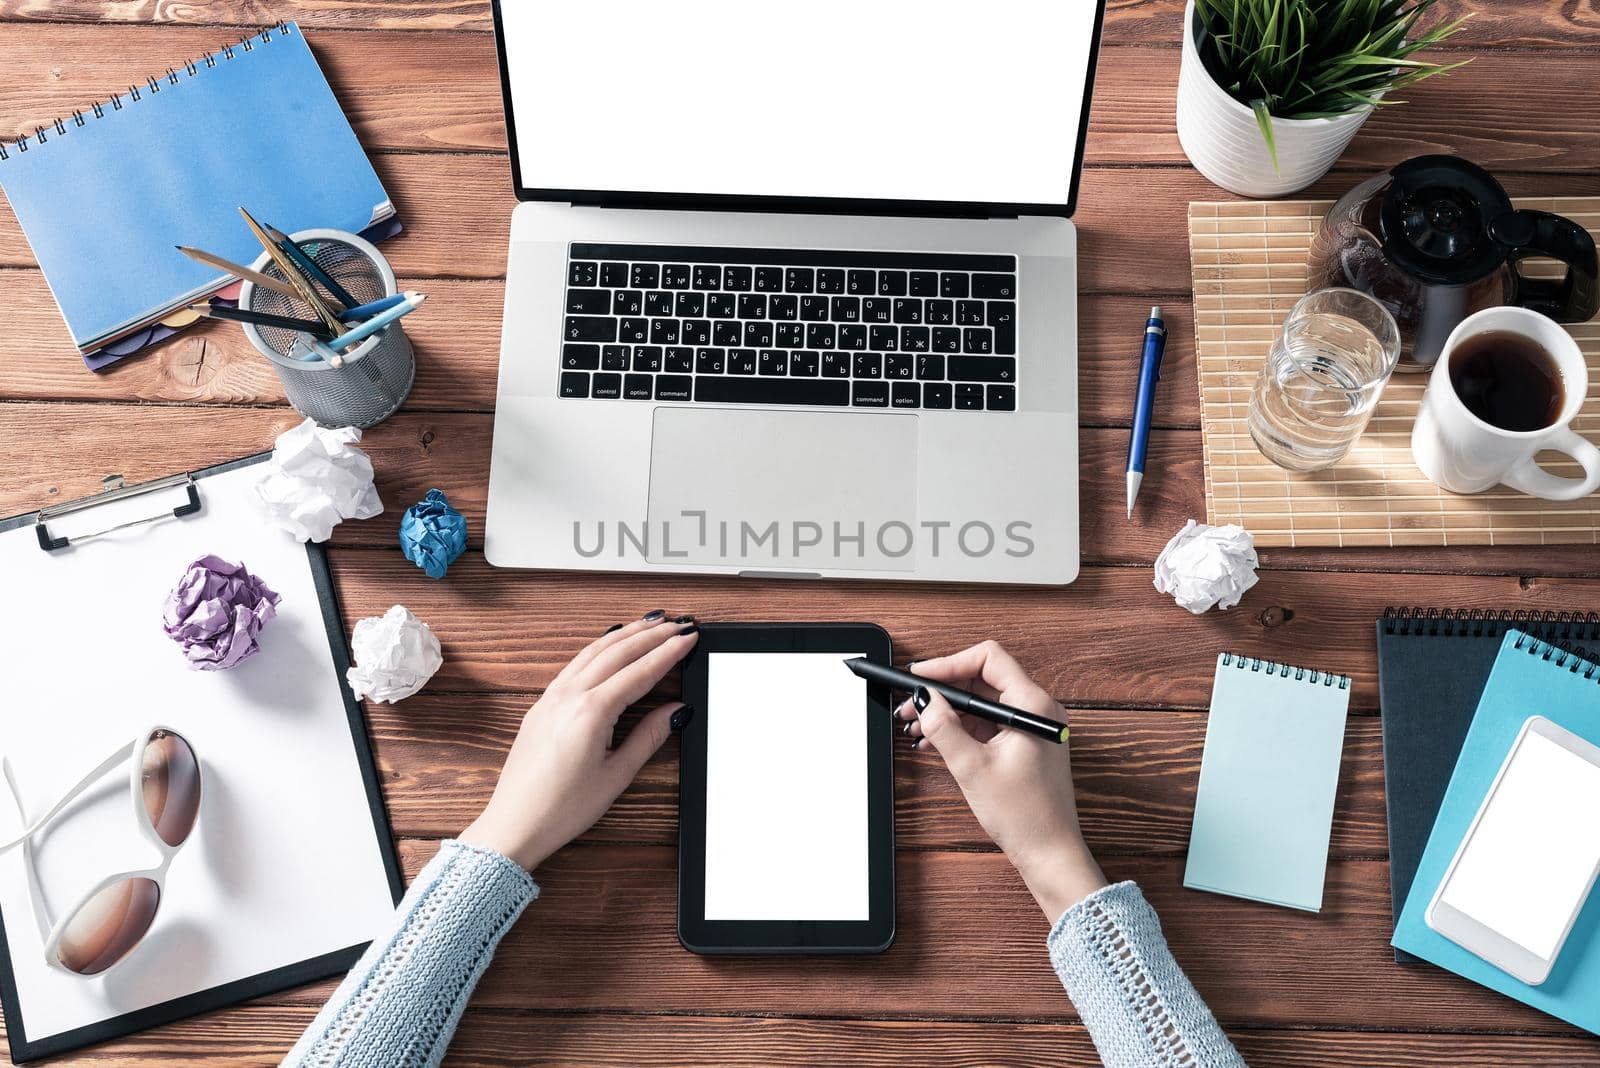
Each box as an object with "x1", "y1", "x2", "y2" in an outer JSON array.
[{"x1": 678, "y1": 624, "x2": 895, "y2": 954}]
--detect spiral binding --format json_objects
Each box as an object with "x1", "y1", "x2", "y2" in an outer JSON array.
[
  {"x1": 1220, "y1": 652, "x2": 1351, "y2": 689},
  {"x1": 1380, "y1": 606, "x2": 1600, "y2": 641},
  {"x1": 0, "y1": 23, "x2": 293, "y2": 162},
  {"x1": 1511, "y1": 632, "x2": 1600, "y2": 682}
]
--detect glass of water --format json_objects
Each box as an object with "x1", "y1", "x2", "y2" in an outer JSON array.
[{"x1": 1247, "y1": 287, "x2": 1402, "y2": 471}]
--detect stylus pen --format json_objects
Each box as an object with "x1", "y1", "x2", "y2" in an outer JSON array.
[
  {"x1": 1125, "y1": 306, "x2": 1167, "y2": 519},
  {"x1": 843, "y1": 657, "x2": 1069, "y2": 743}
]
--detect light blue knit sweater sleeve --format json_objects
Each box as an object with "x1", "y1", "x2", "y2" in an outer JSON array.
[
  {"x1": 1049, "y1": 880, "x2": 1248, "y2": 1067},
  {"x1": 283, "y1": 839, "x2": 539, "y2": 1068}
]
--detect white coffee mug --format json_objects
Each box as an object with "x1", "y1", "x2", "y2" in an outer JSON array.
[{"x1": 1412, "y1": 306, "x2": 1600, "y2": 500}]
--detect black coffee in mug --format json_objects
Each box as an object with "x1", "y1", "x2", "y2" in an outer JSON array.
[{"x1": 1447, "y1": 330, "x2": 1566, "y2": 433}]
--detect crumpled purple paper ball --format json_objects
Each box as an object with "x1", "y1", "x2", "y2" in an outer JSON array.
[
  {"x1": 162, "y1": 555, "x2": 281, "y2": 670},
  {"x1": 399, "y1": 489, "x2": 467, "y2": 580}
]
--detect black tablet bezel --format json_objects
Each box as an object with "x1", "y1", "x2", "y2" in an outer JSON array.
[{"x1": 678, "y1": 623, "x2": 895, "y2": 955}]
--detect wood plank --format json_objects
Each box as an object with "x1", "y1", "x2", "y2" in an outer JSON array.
[
  {"x1": 370, "y1": 694, "x2": 1390, "y2": 857},
  {"x1": 6, "y1": 26, "x2": 1600, "y2": 171}
]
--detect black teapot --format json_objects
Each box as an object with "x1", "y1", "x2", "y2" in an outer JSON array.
[{"x1": 1309, "y1": 155, "x2": 1598, "y2": 371}]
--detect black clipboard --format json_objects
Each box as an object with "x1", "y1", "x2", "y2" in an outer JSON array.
[{"x1": 0, "y1": 453, "x2": 403, "y2": 1062}]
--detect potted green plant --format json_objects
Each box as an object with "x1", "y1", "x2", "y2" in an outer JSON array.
[{"x1": 1176, "y1": 0, "x2": 1469, "y2": 196}]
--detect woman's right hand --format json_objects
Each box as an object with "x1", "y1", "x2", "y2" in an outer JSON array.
[{"x1": 899, "y1": 640, "x2": 1108, "y2": 923}]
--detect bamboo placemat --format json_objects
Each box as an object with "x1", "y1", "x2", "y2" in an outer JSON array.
[{"x1": 1188, "y1": 197, "x2": 1600, "y2": 547}]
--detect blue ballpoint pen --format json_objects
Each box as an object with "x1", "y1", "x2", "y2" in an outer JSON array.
[{"x1": 1125, "y1": 306, "x2": 1167, "y2": 518}]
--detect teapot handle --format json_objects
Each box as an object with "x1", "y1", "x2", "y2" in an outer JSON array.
[{"x1": 1495, "y1": 210, "x2": 1599, "y2": 322}]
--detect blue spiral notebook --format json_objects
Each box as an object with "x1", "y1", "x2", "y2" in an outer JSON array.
[
  {"x1": 0, "y1": 23, "x2": 396, "y2": 368},
  {"x1": 1392, "y1": 631, "x2": 1600, "y2": 1034}
]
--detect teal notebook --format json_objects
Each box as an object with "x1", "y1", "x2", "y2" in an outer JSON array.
[
  {"x1": 1184, "y1": 653, "x2": 1352, "y2": 912},
  {"x1": 1392, "y1": 631, "x2": 1600, "y2": 1034}
]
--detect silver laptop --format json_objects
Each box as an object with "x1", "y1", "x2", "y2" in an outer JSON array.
[{"x1": 484, "y1": 0, "x2": 1105, "y2": 585}]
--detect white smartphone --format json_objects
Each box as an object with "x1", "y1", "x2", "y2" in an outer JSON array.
[{"x1": 1426, "y1": 716, "x2": 1600, "y2": 985}]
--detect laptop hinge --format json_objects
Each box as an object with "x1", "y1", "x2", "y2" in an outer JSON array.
[{"x1": 564, "y1": 190, "x2": 1016, "y2": 222}]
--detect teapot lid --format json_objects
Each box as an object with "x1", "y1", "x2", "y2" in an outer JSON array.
[{"x1": 1380, "y1": 155, "x2": 1512, "y2": 285}]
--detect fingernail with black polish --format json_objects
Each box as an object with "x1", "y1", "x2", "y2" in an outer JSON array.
[
  {"x1": 670, "y1": 705, "x2": 695, "y2": 732},
  {"x1": 672, "y1": 614, "x2": 694, "y2": 624},
  {"x1": 643, "y1": 609, "x2": 665, "y2": 622},
  {"x1": 604, "y1": 623, "x2": 624, "y2": 634},
  {"x1": 901, "y1": 721, "x2": 913, "y2": 735},
  {"x1": 913, "y1": 686, "x2": 931, "y2": 712},
  {"x1": 678, "y1": 623, "x2": 699, "y2": 636}
]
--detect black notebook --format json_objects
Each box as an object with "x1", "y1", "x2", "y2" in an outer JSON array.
[{"x1": 1376, "y1": 608, "x2": 1600, "y2": 964}]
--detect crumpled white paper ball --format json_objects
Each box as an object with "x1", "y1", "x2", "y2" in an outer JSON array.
[
  {"x1": 1153, "y1": 519, "x2": 1259, "y2": 614},
  {"x1": 255, "y1": 418, "x2": 384, "y2": 543},
  {"x1": 346, "y1": 605, "x2": 444, "y2": 704}
]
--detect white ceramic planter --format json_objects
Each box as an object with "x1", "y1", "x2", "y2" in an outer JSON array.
[{"x1": 1176, "y1": 0, "x2": 1373, "y2": 197}]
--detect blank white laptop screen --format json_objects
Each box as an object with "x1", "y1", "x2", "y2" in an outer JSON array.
[
  {"x1": 496, "y1": 0, "x2": 1102, "y2": 206},
  {"x1": 1437, "y1": 729, "x2": 1600, "y2": 958},
  {"x1": 702, "y1": 653, "x2": 869, "y2": 921}
]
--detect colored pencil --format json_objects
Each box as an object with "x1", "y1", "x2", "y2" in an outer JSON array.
[
  {"x1": 188, "y1": 302, "x2": 334, "y2": 338},
  {"x1": 175, "y1": 245, "x2": 303, "y2": 301},
  {"x1": 328, "y1": 291, "x2": 426, "y2": 351},
  {"x1": 237, "y1": 207, "x2": 346, "y2": 336},
  {"x1": 263, "y1": 223, "x2": 359, "y2": 311}
]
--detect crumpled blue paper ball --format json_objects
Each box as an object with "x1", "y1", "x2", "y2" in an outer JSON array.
[{"x1": 399, "y1": 489, "x2": 467, "y2": 579}]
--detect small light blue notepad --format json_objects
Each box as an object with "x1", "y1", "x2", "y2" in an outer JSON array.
[{"x1": 1184, "y1": 653, "x2": 1352, "y2": 912}]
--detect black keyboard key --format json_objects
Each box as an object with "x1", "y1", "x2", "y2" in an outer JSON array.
[
  {"x1": 817, "y1": 269, "x2": 846, "y2": 294},
  {"x1": 785, "y1": 267, "x2": 814, "y2": 293},
  {"x1": 962, "y1": 327, "x2": 993, "y2": 355},
  {"x1": 932, "y1": 327, "x2": 961, "y2": 353},
  {"x1": 800, "y1": 296, "x2": 830, "y2": 322},
  {"x1": 565, "y1": 317, "x2": 615, "y2": 343},
  {"x1": 649, "y1": 319, "x2": 680, "y2": 345},
  {"x1": 695, "y1": 377, "x2": 849, "y2": 406},
  {"x1": 613, "y1": 289, "x2": 644, "y2": 315},
  {"x1": 769, "y1": 294, "x2": 799, "y2": 321},
  {"x1": 839, "y1": 324, "x2": 868, "y2": 350},
  {"x1": 645, "y1": 290, "x2": 674, "y2": 316},
  {"x1": 674, "y1": 291, "x2": 705, "y2": 317},
  {"x1": 805, "y1": 323, "x2": 836, "y2": 349},
  {"x1": 696, "y1": 348, "x2": 727, "y2": 374},
  {"x1": 592, "y1": 372, "x2": 622, "y2": 399},
  {"x1": 972, "y1": 272, "x2": 1016, "y2": 299},
  {"x1": 909, "y1": 271, "x2": 938, "y2": 296},
  {"x1": 729, "y1": 348, "x2": 757, "y2": 374},
  {"x1": 854, "y1": 353, "x2": 883, "y2": 378},
  {"x1": 864, "y1": 298, "x2": 893, "y2": 324},
  {"x1": 832, "y1": 296, "x2": 861, "y2": 322},
  {"x1": 713, "y1": 321, "x2": 743, "y2": 347},
  {"x1": 693, "y1": 265, "x2": 722, "y2": 290},
  {"x1": 601, "y1": 345, "x2": 629, "y2": 371},
  {"x1": 624, "y1": 374, "x2": 653, "y2": 400},
  {"x1": 868, "y1": 325, "x2": 898, "y2": 351},
  {"x1": 681, "y1": 319, "x2": 712, "y2": 346},
  {"x1": 600, "y1": 262, "x2": 629, "y2": 287},
  {"x1": 893, "y1": 298, "x2": 923, "y2": 325},
  {"x1": 723, "y1": 265, "x2": 753, "y2": 291},
  {"x1": 656, "y1": 375, "x2": 693, "y2": 401},
  {"x1": 737, "y1": 293, "x2": 767, "y2": 319},
  {"x1": 852, "y1": 381, "x2": 890, "y2": 407},
  {"x1": 632, "y1": 345, "x2": 663, "y2": 372},
  {"x1": 949, "y1": 355, "x2": 1016, "y2": 382},
  {"x1": 917, "y1": 354, "x2": 946, "y2": 380},
  {"x1": 791, "y1": 350, "x2": 820, "y2": 377},
  {"x1": 877, "y1": 270, "x2": 907, "y2": 296},
  {"x1": 885, "y1": 354, "x2": 914, "y2": 379},
  {"x1": 569, "y1": 261, "x2": 598, "y2": 286},
  {"x1": 892, "y1": 382, "x2": 921, "y2": 408},
  {"x1": 924, "y1": 382, "x2": 953, "y2": 408},
  {"x1": 630, "y1": 263, "x2": 660, "y2": 289},
  {"x1": 955, "y1": 383, "x2": 984, "y2": 410},
  {"x1": 821, "y1": 352, "x2": 851, "y2": 377},
  {"x1": 618, "y1": 317, "x2": 649, "y2": 344},
  {"x1": 758, "y1": 349, "x2": 787, "y2": 376},
  {"x1": 776, "y1": 322, "x2": 806, "y2": 348},
  {"x1": 745, "y1": 322, "x2": 774, "y2": 347},
  {"x1": 901, "y1": 326, "x2": 930, "y2": 352},
  {"x1": 925, "y1": 299, "x2": 954, "y2": 325},
  {"x1": 957, "y1": 300, "x2": 985, "y2": 326},
  {"x1": 847, "y1": 269, "x2": 875, "y2": 295},
  {"x1": 567, "y1": 289, "x2": 611, "y2": 314},
  {"x1": 988, "y1": 301, "x2": 1017, "y2": 354},
  {"x1": 707, "y1": 293, "x2": 737, "y2": 318},
  {"x1": 662, "y1": 264, "x2": 691, "y2": 289},
  {"x1": 754, "y1": 267, "x2": 783, "y2": 291},
  {"x1": 987, "y1": 384, "x2": 1017, "y2": 411},
  {"x1": 665, "y1": 346, "x2": 694, "y2": 373},
  {"x1": 560, "y1": 371, "x2": 590, "y2": 397},
  {"x1": 940, "y1": 272, "x2": 969, "y2": 298}
]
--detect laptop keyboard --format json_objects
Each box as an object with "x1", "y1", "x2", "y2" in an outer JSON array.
[{"x1": 559, "y1": 244, "x2": 1018, "y2": 411}]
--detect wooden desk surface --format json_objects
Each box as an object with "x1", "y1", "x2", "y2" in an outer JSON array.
[{"x1": 3, "y1": 3, "x2": 1599, "y2": 1064}]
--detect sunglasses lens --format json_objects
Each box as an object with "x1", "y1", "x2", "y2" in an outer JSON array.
[
  {"x1": 142, "y1": 730, "x2": 201, "y2": 847},
  {"x1": 56, "y1": 877, "x2": 160, "y2": 975}
]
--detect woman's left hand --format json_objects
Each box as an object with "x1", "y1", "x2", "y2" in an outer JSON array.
[{"x1": 460, "y1": 611, "x2": 699, "y2": 871}]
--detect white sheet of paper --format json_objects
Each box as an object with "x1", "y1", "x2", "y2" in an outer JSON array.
[
  {"x1": 702, "y1": 653, "x2": 869, "y2": 922},
  {"x1": 0, "y1": 462, "x2": 396, "y2": 1040}
]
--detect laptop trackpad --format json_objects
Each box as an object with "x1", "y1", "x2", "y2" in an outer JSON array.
[{"x1": 647, "y1": 407, "x2": 918, "y2": 572}]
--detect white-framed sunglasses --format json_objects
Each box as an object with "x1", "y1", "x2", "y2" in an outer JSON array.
[{"x1": 0, "y1": 727, "x2": 201, "y2": 976}]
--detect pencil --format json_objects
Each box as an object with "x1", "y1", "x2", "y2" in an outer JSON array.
[
  {"x1": 176, "y1": 246, "x2": 303, "y2": 301},
  {"x1": 189, "y1": 302, "x2": 334, "y2": 338},
  {"x1": 263, "y1": 223, "x2": 359, "y2": 311},
  {"x1": 237, "y1": 207, "x2": 346, "y2": 336}
]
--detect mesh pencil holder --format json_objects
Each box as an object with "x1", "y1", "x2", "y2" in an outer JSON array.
[{"x1": 237, "y1": 228, "x2": 414, "y2": 429}]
